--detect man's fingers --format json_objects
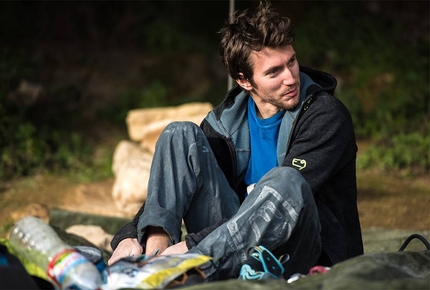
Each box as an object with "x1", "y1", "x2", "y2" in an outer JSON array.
[
  {"x1": 107, "y1": 241, "x2": 143, "y2": 265},
  {"x1": 107, "y1": 254, "x2": 120, "y2": 266}
]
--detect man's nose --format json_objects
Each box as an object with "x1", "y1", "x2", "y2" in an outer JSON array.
[{"x1": 282, "y1": 69, "x2": 295, "y2": 86}]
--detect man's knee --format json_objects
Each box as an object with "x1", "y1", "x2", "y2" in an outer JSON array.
[
  {"x1": 263, "y1": 167, "x2": 312, "y2": 202},
  {"x1": 164, "y1": 121, "x2": 200, "y2": 133},
  {"x1": 158, "y1": 121, "x2": 203, "y2": 147}
]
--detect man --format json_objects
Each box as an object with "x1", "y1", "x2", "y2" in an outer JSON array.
[{"x1": 108, "y1": 1, "x2": 363, "y2": 281}]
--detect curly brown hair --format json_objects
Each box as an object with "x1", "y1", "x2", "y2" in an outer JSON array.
[{"x1": 219, "y1": 1, "x2": 295, "y2": 85}]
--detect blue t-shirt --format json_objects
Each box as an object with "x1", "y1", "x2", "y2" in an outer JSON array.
[{"x1": 244, "y1": 97, "x2": 284, "y2": 189}]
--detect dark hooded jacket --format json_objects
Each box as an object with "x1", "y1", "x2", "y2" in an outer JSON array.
[
  {"x1": 111, "y1": 66, "x2": 363, "y2": 265},
  {"x1": 199, "y1": 66, "x2": 363, "y2": 264}
]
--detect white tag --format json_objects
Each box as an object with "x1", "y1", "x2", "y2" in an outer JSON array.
[{"x1": 246, "y1": 183, "x2": 256, "y2": 195}]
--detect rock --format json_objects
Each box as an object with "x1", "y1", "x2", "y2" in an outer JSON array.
[
  {"x1": 179, "y1": 251, "x2": 430, "y2": 290},
  {"x1": 126, "y1": 102, "x2": 212, "y2": 142},
  {"x1": 111, "y1": 140, "x2": 153, "y2": 215},
  {"x1": 112, "y1": 158, "x2": 151, "y2": 215},
  {"x1": 112, "y1": 140, "x2": 152, "y2": 175},
  {"x1": 48, "y1": 208, "x2": 131, "y2": 236},
  {"x1": 65, "y1": 224, "x2": 113, "y2": 252},
  {"x1": 138, "y1": 113, "x2": 208, "y2": 155},
  {"x1": 10, "y1": 203, "x2": 49, "y2": 223},
  {"x1": 111, "y1": 102, "x2": 213, "y2": 214}
]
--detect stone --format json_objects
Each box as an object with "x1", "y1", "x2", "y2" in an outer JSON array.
[
  {"x1": 111, "y1": 102, "x2": 213, "y2": 214},
  {"x1": 111, "y1": 140, "x2": 153, "y2": 215},
  {"x1": 10, "y1": 203, "x2": 49, "y2": 224},
  {"x1": 179, "y1": 251, "x2": 430, "y2": 290},
  {"x1": 112, "y1": 140, "x2": 152, "y2": 175},
  {"x1": 65, "y1": 224, "x2": 113, "y2": 252},
  {"x1": 126, "y1": 102, "x2": 213, "y2": 142},
  {"x1": 139, "y1": 113, "x2": 208, "y2": 155},
  {"x1": 49, "y1": 208, "x2": 131, "y2": 236}
]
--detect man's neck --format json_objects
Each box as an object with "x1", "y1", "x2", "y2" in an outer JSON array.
[{"x1": 252, "y1": 98, "x2": 283, "y2": 119}]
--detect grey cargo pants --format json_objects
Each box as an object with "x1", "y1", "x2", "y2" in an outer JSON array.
[{"x1": 137, "y1": 122, "x2": 321, "y2": 280}]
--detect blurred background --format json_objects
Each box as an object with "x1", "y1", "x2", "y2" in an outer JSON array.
[{"x1": 0, "y1": 1, "x2": 428, "y2": 233}]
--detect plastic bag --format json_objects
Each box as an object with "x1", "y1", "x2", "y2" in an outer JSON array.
[{"x1": 103, "y1": 253, "x2": 211, "y2": 289}]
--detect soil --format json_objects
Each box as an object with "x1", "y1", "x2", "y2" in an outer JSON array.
[
  {"x1": 1, "y1": 144, "x2": 429, "y2": 239},
  {"x1": 356, "y1": 170, "x2": 429, "y2": 231}
]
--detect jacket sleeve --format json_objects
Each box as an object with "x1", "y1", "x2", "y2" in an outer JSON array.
[
  {"x1": 184, "y1": 218, "x2": 229, "y2": 249},
  {"x1": 110, "y1": 204, "x2": 145, "y2": 250},
  {"x1": 282, "y1": 92, "x2": 357, "y2": 193}
]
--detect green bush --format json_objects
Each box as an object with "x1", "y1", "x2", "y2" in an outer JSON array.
[
  {"x1": 0, "y1": 115, "x2": 113, "y2": 181},
  {"x1": 0, "y1": 48, "x2": 113, "y2": 182},
  {"x1": 0, "y1": 119, "x2": 45, "y2": 178},
  {"x1": 357, "y1": 132, "x2": 430, "y2": 176},
  {"x1": 295, "y1": 1, "x2": 429, "y2": 174},
  {"x1": 97, "y1": 80, "x2": 168, "y2": 125}
]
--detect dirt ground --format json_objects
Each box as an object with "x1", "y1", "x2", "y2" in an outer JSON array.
[
  {"x1": 1, "y1": 166, "x2": 429, "y2": 239},
  {"x1": 356, "y1": 170, "x2": 429, "y2": 231}
]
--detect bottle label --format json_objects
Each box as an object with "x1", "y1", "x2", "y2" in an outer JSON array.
[{"x1": 47, "y1": 249, "x2": 88, "y2": 286}]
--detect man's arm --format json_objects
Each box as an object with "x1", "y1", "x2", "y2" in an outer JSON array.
[
  {"x1": 282, "y1": 93, "x2": 356, "y2": 192},
  {"x1": 110, "y1": 203, "x2": 145, "y2": 250},
  {"x1": 108, "y1": 205, "x2": 145, "y2": 265}
]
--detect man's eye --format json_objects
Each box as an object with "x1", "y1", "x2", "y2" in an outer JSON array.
[
  {"x1": 288, "y1": 58, "x2": 296, "y2": 66},
  {"x1": 268, "y1": 68, "x2": 280, "y2": 76}
]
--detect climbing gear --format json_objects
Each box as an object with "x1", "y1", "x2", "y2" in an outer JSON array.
[{"x1": 239, "y1": 245, "x2": 288, "y2": 280}]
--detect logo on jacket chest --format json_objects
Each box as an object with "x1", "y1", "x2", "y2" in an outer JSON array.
[{"x1": 292, "y1": 158, "x2": 306, "y2": 170}]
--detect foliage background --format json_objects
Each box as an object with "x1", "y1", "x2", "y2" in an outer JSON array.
[{"x1": 0, "y1": 0, "x2": 428, "y2": 182}]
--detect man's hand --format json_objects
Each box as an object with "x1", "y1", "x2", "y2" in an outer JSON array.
[
  {"x1": 160, "y1": 241, "x2": 188, "y2": 256},
  {"x1": 107, "y1": 238, "x2": 143, "y2": 266}
]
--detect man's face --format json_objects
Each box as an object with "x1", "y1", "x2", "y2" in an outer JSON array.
[{"x1": 238, "y1": 45, "x2": 301, "y2": 113}]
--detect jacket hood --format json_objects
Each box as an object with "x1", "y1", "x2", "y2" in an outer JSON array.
[
  {"x1": 212, "y1": 85, "x2": 243, "y2": 121},
  {"x1": 300, "y1": 66, "x2": 337, "y2": 96}
]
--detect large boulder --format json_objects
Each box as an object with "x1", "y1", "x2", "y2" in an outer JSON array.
[
  {"x1": 137, "y1": 113, "x2": 210, "y2": 155},
  {"x1": 112, "y1": 140, "x2": 153, "y2": 215},
  {"x1": 65, "y1": 224, "x2": 113, "y2": 252},
  {"x1": 180, "y1": 250, "x2": 430, "y2": 290},
  {"x1": 111, "y1": 102, "x2": 213, "y2": 214},
  {"x1": 126, "y1": 102, "x2": 212, "y2": 144}
]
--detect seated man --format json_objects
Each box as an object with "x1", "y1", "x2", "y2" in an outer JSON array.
[{"x1": 108, "y1": 1, "x2": 363, "y2": 281}]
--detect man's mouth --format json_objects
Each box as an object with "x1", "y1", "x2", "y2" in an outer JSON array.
[{"x1": 283, "y1": 87, "x2": 298, "y2": 98}]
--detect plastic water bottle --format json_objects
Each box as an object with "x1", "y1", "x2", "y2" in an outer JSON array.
[{"x1": 8, "y1": 216, "x2": 103, "y2": 290}]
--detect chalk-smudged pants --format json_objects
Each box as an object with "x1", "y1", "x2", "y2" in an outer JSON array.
[{"x1": 137, "y1": 122, "x2": 321, "y2": 280}]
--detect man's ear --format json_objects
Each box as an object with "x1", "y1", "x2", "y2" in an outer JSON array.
[{"x1": 236, "y1": 73, "x2": 253, "y2": 91}]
